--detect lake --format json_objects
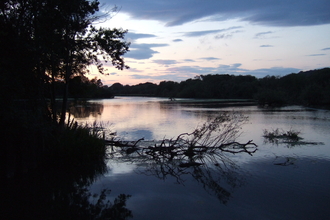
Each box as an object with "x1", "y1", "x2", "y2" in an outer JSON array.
[{"x1": 72, "y1": 96, "x2": 330, "y2": 220}]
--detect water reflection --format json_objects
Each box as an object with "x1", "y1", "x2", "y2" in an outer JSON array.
[
  {"x1": 70, "y1": 97, "x2": 330, "y2": 219},
  {"x1": 273, "y1": 156, "x2": 297, "y2": 166},
  {"x1": 107, "y1": 113, "x2": 257, "y2": 205},
  {"x1": 146, "y1": 149, "x2": 246, "y2": 205},
  {"x1": 68, "y1": 100, "x2": 104, "y2": 118},
  {"x1": 3, "y1": 156, "x2": 132, "y2": 219},
  {"x1": 108, "y1": 142, "x2": 252, "y2": 204}
]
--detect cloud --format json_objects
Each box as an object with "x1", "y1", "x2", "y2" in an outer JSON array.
[
  {"x1": 165, "y1": 63, "x2": 300, "y2": 78},
  {"x1": 126, "y1": 48, "x2": 158, "y2": 60},
  {"x1": 306, "y1": 54, "x2": 326, "y2": 56},
  {"x1": 246, "y1": 67, "x2": 301, "y2": 77},
  {"x1": 126, "y1": 43, "x2": 169, "y2": 60},
  {"x1": 215, "y1": 65, "x2": 301, "y2": 78},
  {"x1": 181, "y1": 26, "x2": 242, "y2": 37},
  {"x1": 213, "y1": 64, "x2": 300, "y2": 78},
  {"x1": 130, "y1": 43, "x2": 169, "y2": 49},
  {"x1": 166, "y1": 66, "x2": 217, "y2": 75},
  {"x1": 103, "y1": 0, "x2": 330, "y2": 27},
  {"x1": 321, "y1": 47, "x2": 330, "y2": 51},
  {"x1": 183, "y1": 59, "x2": 195, "y2": 62},
  {"x1": 126, "y1": 32, "x2": 157, "y2": 40},
  {"x1": 200, "y1": 57, "x2": 221, "y2": 61},
  {"x1": 165, "y1": 63, "x2": 243, "y2": 75},
  {"x1": 130, "y1": 74, "x2": 190, "y2": 82},
  {"x1": 214, "y1": 33, "x2": 232, "y2": 39},
  {"x1": 214, "y1": 29, "x2": 243, "y2": 40},
  {"x1": 260, "y1": 45, "x2": 273, "y2": 47},
  {"x1": 153, "y1": 60, "x2": 178, "y2": 65},
  {"x1": 127, "y1": 68, "x2": 144, "y2": 72},
  {"x1": 181, "y1": 30, "x2": 224, "y2": 37},
  {"x1": 216, "y1": 63, "x2": 244, "y2": 73},
  {"x1": 254, "y1": 31, "x2": 273, "y2": 39},
  {"x1": 173, "y1": 39, "x2": 183, "y2": 42},
  {"x1": 127, "y1": 65, "x2": 302, "y2": 82},
  {"x1": 129, "y1": 74, "x2": 152, "y2": 80}
]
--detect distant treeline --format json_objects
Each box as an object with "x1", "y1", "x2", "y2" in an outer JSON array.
[
  {"x1": 56, "y1": 67, "x2": 330, "y2": 106},
  {"x1": 108, "y1": 68, "x2": 330, "y2": 106}
]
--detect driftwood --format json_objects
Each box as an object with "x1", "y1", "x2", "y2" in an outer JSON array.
[
  {"x1": 106, "y1": 113, "x2": 257, "y2": 158},
  {"x1": 106, "y1": 137, "x2": 144, "y2": 148}
]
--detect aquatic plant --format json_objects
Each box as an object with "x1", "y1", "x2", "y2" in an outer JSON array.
[
  {"x1": 262, "y1": 128, "x2": 323, "y2": 147},
  {"x1": 263, "y1": 128, "x2": 301, "y2": 142}
]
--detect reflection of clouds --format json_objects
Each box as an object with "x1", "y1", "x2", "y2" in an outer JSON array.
[
  {"x1": 75, "y1": 98, "x2": 244, "y2": 141},
  {"x1": 73, "y1": 99, "x2": 330, "y2": 150},
  {"x1": 96, "y1": 101, "x2": 205, "y2": 140},
  {"x1": 106, "y1": 162, "x2": 137, "y2": 176}
]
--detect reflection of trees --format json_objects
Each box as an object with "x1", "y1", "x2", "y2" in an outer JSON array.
[
  {"x1": 139, "y1": 147, "x2": 246, "y2": 204},
  {"x1": 68, "y1": 101, "x2": 104, "y2": 118},
  {"x1": 3, "y1": 155, "x2": 132, "y2": 219},
  {"x1": 273, "y1": 156, "x2": 297, "y2": 166},
  {"x1": 107, "y1": 113, "x2": 257, "y2": 204}
]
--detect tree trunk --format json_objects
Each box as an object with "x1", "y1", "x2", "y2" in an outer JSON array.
[
  {"x1": 50, "y1": 56, "x2": 57, "y2": 124},
  {"x1": 59, "y1": 58, "x2": 71, "y2": 128}
]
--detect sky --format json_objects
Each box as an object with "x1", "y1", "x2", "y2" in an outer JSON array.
[{"x1": 89, "y1": 0, "x2": 330, "y2": 85}]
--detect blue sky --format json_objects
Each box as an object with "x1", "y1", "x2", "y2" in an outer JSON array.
[{"x1": 90, "y1": 0, "x2": 330, "y2": 85}]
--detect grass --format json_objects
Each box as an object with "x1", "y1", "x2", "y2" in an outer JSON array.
[{"x1": 51, "y1": 121, "x2": 107, "y2": 164}]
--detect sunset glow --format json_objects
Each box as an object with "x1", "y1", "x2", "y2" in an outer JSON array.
[{"x1": 87, "y1": 0, "x2": 330, "y2": 85}]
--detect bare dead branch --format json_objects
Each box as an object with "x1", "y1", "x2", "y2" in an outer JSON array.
[{"x1": 106, "y1": 112, "x2": 257, "y2": 159}]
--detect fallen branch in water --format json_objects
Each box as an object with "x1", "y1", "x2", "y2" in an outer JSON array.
[
  {"x1": 219, "y1": 140, "x2": 258, "y2": 155},
  {"x1": 106, "y1": 113, "x2": 257, "y2": 158},
  {"x1": 105, "y1": 113, "x2": 256, "y2": 204}
]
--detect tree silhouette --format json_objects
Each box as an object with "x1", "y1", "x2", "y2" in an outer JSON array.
[{"x1": 0, "y1": 0, "x2": 130, "y2": 127}]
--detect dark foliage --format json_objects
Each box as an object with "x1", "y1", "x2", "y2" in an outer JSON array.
[
  {"x1": 0, "y1": 4, "x2": 133, "y2": 215},
  {"x1": 0, "y1": 0, "x2": 129, "y2": 175},
  {"x1": 68, "y1": 76, "x2": 114, "y2": 99},
  {"x1": 0, "y1": 1, "x2": 132, "y2": 218}
]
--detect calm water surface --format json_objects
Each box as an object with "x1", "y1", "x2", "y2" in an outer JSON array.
[{"x1": 72, "y1": 97, "x2": 330, "y2": 220}]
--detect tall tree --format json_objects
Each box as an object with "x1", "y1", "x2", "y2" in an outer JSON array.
[{"x1": 0, "y1": 0, "x2": 130, "y2": 127}]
